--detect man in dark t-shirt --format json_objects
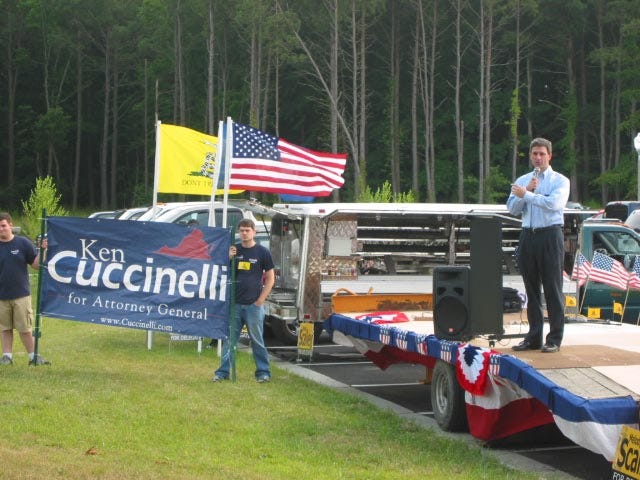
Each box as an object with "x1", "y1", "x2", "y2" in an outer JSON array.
[
  {"x1": 213, "y1": 218, "x2": 274, "y2": 382},
  {"x1": 0, "y1": 212, "x2": 50, "y2": 366}
]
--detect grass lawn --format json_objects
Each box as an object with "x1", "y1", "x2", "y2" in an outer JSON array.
[{"x1": 0, "y1": 276, "x2": 562, "y2": 479}]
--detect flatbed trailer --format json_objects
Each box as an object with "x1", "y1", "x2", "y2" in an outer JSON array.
[
  {"x1": 257, "y1": 202, "x2": 596, "y2": 344},
  {"x1": 323, "y1": 311, "x2": 640, "y2": 462}
]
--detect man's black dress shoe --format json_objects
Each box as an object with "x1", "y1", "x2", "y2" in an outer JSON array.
[
  {"x1": 541, "y1": 343, "x2": 560, "y2": 353},
  {"x1": 511, "y1": 340, "x2": 541, "y2": 351}
]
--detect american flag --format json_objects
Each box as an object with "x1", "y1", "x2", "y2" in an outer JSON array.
[
  {"x1": 628, "y1": 256, "x2": 640, "y2": 291},
  {"x1": 570, "y1": 251, "x2": 592, "y2": 287},
  {"x1": 228, "y1": 122, "x2": 347, "y2": 196},
  {"x1": 589, "y1": 251, "x2": 630, "y2": 291}
]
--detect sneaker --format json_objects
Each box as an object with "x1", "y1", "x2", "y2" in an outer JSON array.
[
  {"x1": 256, "y1": 376, "x2": 270, "y2": 383},
  {"x1": 212, "y1": 375, "x2": 228, "y2": 383},
  {"x1": 0, "y1": 355, "x2": 13, "y2": 366},
  {"x1": 28, "y1": 354, "x2": 51, "y2": 366}
]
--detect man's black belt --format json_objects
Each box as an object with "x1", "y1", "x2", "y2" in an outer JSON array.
[{"x1": 522, "y1": 225, "x2": 563, "y2": 234}]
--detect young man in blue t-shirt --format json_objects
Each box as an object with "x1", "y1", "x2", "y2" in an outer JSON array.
[
  {"x1": 213, "y1": 218, "x2": 275, "y2": 382},
  {"x1": 0, "y1": 212, "x2": 50, "y2": 366}
]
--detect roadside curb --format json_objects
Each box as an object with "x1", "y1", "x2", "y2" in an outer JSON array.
[{"x1": 275, "y1": 354, "x2": 579, "y2": 480}]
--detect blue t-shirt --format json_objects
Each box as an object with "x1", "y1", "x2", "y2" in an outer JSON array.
[
  {"x1": 0, "y1": 235, "x2": 37, "y2": 300},
  {"x1": 233, "y1": 243, "x2": 274, "y2": 305}
]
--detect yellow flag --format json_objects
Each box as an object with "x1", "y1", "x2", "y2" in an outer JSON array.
[
  {"x1": 613, "y1": 301, "x2": 623, "y2": 315},
  {"x1": 158, "y1": 124, "x2": 242, "y2": 195},
  {"x1": 564, "y1": 295, "x2": 577, "y2": 307},
  {"x1": 587, "y1": 307, "x2": 601, "y2": 319}
]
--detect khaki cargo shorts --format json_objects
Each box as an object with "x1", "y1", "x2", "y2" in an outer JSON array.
[{"x1": 0, "y1": 296, "x2": 33, "y2": 333}]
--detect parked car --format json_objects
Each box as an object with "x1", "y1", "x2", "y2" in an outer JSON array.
[
  {"x1": 135, "y1": 203, "x2": 192, "y2": 222},
  {"x1": 117, "y1": 206, "x2": 151, "y2": 220},
  {"x1": 626, "y1": 209, "x2": 640, "y2": 231},
  {"x1": 88, "y1": 210, "x2": 121, "y2": 219},
  {"x1": 149, "y1": 201, "x2": 244, "y2": 227},
  {"x1": 605, "y1": 200, "x2": 640, "y2": 221},
  {"x1": 566, "y1": 201, "x2": 586, "y2": 210},
  {"x1": 147, "y1": 201, "x2": 270, "y2": 246}
]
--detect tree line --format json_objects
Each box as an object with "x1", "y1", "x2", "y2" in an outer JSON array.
[{"x1": 1, "y1": 0, "x2": 639, "y2": 212}]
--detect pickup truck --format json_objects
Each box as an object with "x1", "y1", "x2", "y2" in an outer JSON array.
[{"x1": 573, "y1": 218, "x2": 640, "y2": 322}]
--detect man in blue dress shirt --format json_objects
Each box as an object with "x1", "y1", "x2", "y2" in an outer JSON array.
[{"x1": 507, "y1": 138, "x2": 570, "y2": 353}]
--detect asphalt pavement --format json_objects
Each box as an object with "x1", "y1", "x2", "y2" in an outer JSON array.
[{"x1": 261, "y1": 331, "x2": 614, "y2": 480}]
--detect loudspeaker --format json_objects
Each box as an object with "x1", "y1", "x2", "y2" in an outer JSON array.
[
  {"x1": 469, "y1": 216, "x2": 504, "y2": 337},
  {"x1": 433, "y1": 266, "x2": 470, "y2": 340},
  {"x1": 433, "y1": 216, "x2": 504, "y2": 340}
]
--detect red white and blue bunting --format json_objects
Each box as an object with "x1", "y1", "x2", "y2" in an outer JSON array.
[{"x1": 455, "y1": 343, "x2": 497, "y2": 396}]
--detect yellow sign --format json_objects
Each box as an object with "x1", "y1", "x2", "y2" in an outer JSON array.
[
  {"x1": 614, "y1": 302, "x2": 624, "y2": 315},
  {"x1": 588, "y1": 307, "x2": 601, "y2": 319},
  {"x1": 297, "y1": 322, "x2": 315, "y2": 351},
  {"x1": 612, "y1": 425, "x2": 640, "y2": 479},
  {"x1": 565, "y1": 295, "x2": 577, "y2": 307}
]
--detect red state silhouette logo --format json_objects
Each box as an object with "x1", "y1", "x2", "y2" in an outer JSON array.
[{"x1": 155, "y1": 229, "x2": 212, "y2": 260}]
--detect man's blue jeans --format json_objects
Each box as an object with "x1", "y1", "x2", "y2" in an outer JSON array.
[{"x1": 215, "y1": 303, "x2": 271, "y2": 379}]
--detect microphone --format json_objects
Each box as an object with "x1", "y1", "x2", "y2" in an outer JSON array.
[{"x1": 532, "y1": 167, "x2": 540, "y2": 192}]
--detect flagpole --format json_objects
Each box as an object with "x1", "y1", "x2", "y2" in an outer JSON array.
[
  {"x1": 578, "y1": 277, "x2": 591, "y2": 316},
  {"x1": 576, "y1": 251, "x2": 591, "y2": 316},
  {"x1": 223, "y1": 117, "x2": 233, "y2": 229},
  {"x1": 208, "y1": 120, "x2": 225, "y2": 227},
  {"x1": 223, "y1": 117, "x2": 238, "y2": 379},
  {"x1": 572, "y1": 250, "x2": 580, "y2": 322},
  {"x1": 207, "y1": 120, "x2": 227, "y2": 356},
  {"x1": 33, "y1": 209, "x2": 47, "y2": 365},
  {"x1": 147, "y1": 120, "x2": 162, "y2": 350},
  {"x1": 632, "y1": 257, "x2": 640, "y2": 326},
  {"x1": 151, "y1": 120, "x2": 161, "y2": 220},
  {"x1": 622, "y1": 274, "x2": 631, "y2": 322}
]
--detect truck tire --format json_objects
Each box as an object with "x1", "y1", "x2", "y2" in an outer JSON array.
[
  {"x1": 270, "y1": 318, "x2": 298, "y2": 345},
  {"x1": 270, "y1": 319, "x2": 324, "y2": 346},
  {"x1": 430, "y1": 360, "x2": 469, "y2": 432}
]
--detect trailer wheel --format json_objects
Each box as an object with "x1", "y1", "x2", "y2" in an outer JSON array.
[
  {"x1": 270, "y1": 319, "x2": 324, "y2": 346},
  {"x1": 430, "y1": 360, "x2": 468, "y2": 432}
]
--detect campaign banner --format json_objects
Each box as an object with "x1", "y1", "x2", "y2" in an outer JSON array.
[{"x1": 40, "y1": 217, "x2": 231, "y2": 338}]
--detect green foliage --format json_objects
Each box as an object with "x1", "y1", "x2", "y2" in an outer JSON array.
[
  {"x1": 486, "y1": 166, "x2": 513, "y2": 203},
  {"x1": 21, "y1": 176, "x2": 68, "y2": 238},
  {"x1": 592, "y1": 156, "x2": 638, "y2": 199},
  {"x1": 556, "y1": 87, "x2": 579, "y2": 172},
  {"x1": 464, "y1": 175, "x2": 481, "y2": 203},
  {"x1": 0, "y1": 304, "x2": 544, "y2": 479},
  {"x1": 463, "y1": 166, "x2": 511, "y2": 204},
  {"x1": 357, "y1": 181, "x2": 415, "y2": 203},
  {"x1": 131, "y1": 182, "x2": 153, "y2": 207},
  {"x1": 396, "y1": 190, "x2": 416, "y2": 203},
  {"x1": 34, "y1": 108, "x2": 72, "y2": 153},
  {"x1": 2, "y1": 0, "x2": 640, "y2": 209}
]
